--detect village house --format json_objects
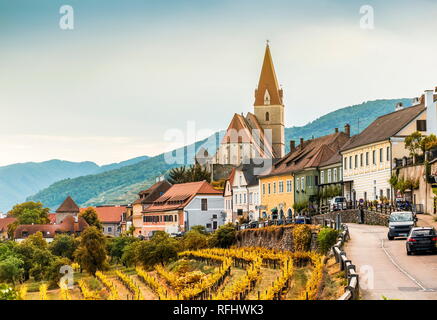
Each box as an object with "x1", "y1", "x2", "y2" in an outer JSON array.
[
  {"x1": 0, "y1": 217, "x2": 16, "y2": 240},
  {"x1": 142, "y1": 181, "x2": 225, "y2": 237},
  {"x1": 341, "y1": 99, "x2": 428, "y2": 205},
  {"x1": 390, "y1": 89, "x2": 437, "y2": 213},
  {"x1": 228, "y1": 162, "x2": 261, "y2": 223},
  {"x1": 80, "y1": 205, "x2": 128, "y2": 237},
  {"x1": 318, "y1": 147, "x2": 345, "y2": 207},
  {"x1": 130, "y1": 179, "x2": 172, "y2": 237},
  {"x1": 208, "y1": 44, "x2": 285, "y2": 179},
  {"x1": 223, "y1": 168, "x2": 235, "y2": 224},
  {"x1": 259, "y1": 127, "x2": 350, "y2": 219},
  {"x1": 14, "y1": 215, "x2": 89, "y2": 242}
]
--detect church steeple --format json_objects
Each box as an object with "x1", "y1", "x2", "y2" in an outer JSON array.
[{"x1": 254, "y1": 42, "x2": 283, "y2": 106}]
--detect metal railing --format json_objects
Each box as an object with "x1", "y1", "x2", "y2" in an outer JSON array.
[{"x1": 332, "y1": 225, "x2": 360, "y2": 300}]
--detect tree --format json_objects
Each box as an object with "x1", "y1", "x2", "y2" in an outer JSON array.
[
  {"x1": 28, "y1": 248, "x2": 55, "y2": 281},
  {"x1": 22, "y1": 231, "x2": 48, "y2": 249},
  {"x1": 181, "y1": 228, "x2": 210, "y2": 251},
  {"x1": 79, "y1": 207, "x2": 103, "y2": 230},
  {"x1": 128, "y1": 231, "x2": 179, "y2": 267},
  {"x1": 107, "y1": 236, "x2": 139, "y2": 263},
  {"x1": 168, "y1": 166, "x2": 187, "y2": 184},
  {"x1": 46, "y1": 257, "x2": 72, "y2": 287},
  {"x1": 208, "y1": 224, "x2": 236, "y2": 248},
  {"x1": 422, "y1": 134, "x2": 437, "y2": 152},
  {"x1": 0, "y1": 256, "x2": 24, "y2": 285},
  {"x1": 7, "y1": 201, "x2": 50, "y2": 224},
  {"x1": 0, "y1": 284, "x2": 18, "y2": 300},
  {"x1": 168, "y1": 164, "x2": 211, "y2": 184},
  {"x1": 49, "y1": 234, "x2": 79, "y2": 260},
  {"x1": 405, "y1": 131, "x2": 424, "y2": 159},
  {"x1": 73, "y1": 226, "x2": 107, "y2": 275}
]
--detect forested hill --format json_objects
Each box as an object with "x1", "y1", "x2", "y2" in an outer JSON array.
[
  {"x1": 0, "y1": 156, "x2": 148, "y2": 212},
  {"x1": 27, "y1": 98, "x2": 411, "y2": 210},
  {"x1": 284, "y1": 98, "x2": 412, "y2": 150}
]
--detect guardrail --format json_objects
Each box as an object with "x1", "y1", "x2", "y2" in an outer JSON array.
[{"x1": 332, "y1": 224, "x2": 360, "y2": 300}]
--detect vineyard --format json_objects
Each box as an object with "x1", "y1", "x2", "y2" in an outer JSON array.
[{"x1": 19, "y1": 246, "x2": 344, "y2": 300}]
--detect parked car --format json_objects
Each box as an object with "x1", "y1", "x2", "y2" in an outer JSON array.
[
  {"x1": 388, "y1": 211, "x2": 417, "y2": 240},
  {"x1": 329, "y1": 196, "x2": 347, "y2": 211},
  {"x1": 406, "y1": 227, "x2": 437, "y2": 255}
]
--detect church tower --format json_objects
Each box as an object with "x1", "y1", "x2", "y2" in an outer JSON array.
[{"x1": 253, "y1": 43, "x2": 285, "y2": 158}]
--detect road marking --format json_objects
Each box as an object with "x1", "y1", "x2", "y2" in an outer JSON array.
[{"x1": 381, "y1": 239, "x2": 432, "y2": 292}]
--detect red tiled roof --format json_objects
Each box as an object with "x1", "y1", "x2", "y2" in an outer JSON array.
[
  {"x1": 14, "y1": 216, "x2": 88, "y2": 239},
  {"x1": 144, "y1": 181, "x2": 222, "y2": 213},
  {"x1": 262, "y1": 132, "x2": 350, "y2": 177},
  {"x1": 0, "y1": 217, "x2": 16, "y2": 232},
  {"x1": 80, "y1": 206, "x2": 126, "y2": 223},
  {"x1": 56, "y1": 196, "x2": 80, "y2": 213},
  {"x1": 48, "y1": 213, "x2": 56, "y2": 224}
]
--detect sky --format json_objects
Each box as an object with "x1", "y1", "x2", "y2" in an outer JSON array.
[{"x1": 1, "y1": 0, "x2": 437, "y2": 166}]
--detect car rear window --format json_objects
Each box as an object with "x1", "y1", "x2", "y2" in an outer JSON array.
[{"x1": 412, "y1": 229, "x2": 435, "y2": 236}]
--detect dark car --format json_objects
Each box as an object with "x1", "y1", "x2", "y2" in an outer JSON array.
[{"x1": 406, "y1": 227, "x2": 437, "y2": 255}]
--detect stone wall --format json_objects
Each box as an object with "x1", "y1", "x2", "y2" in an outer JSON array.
[
  {"x1": 235, "y1": 225, "x2": 320, "y2": 252},
  {"x1": 313, "y1": 209, "x2": 389, "y2": 227}
]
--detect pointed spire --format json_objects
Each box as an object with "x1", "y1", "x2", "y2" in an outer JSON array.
[
  {"x1": 254, "y1": 42, "x2": 283, "y2": 106},
  {"x1": 56, "y1": 195, "x2": 80, "y2": 213}
]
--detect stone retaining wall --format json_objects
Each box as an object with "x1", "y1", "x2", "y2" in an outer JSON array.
[
  {"x1": 235, "y1": 225, "x2": 320, "y2": 252},
  {"x1": 313, "y1": 209, "x2": 389, "y2": 227}
]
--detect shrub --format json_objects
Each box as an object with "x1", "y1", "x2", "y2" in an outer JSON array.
[
  {"x1": 292, "y1": 225, "x2": 312, "y2": 252},
  {"x1": 317, "y1": 228, "x2": 339, "y2": 255}
]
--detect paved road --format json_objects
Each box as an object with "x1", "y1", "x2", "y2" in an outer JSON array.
[{"x1": 345, "y1": 223, "x2": 437, "y2": 300}]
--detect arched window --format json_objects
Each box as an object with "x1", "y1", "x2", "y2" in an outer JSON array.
[{"x1": 265, "y1": 112, "x2": 270, "y2": 121}]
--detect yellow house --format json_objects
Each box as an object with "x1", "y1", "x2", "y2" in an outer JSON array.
[{"x1": 259, "y1": 173, "x2": 294, "y2": 219}]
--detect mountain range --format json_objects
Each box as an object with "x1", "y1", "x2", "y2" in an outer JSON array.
[
  {"x1": 0, "y1": 156, "x2": 148, "y2": 212},
  {"x1": 2, "y1": 98, "x2": 412, "y2": 212}
]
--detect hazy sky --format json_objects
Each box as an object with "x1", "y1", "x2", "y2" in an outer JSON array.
[{"x1": 1, "y1": 0, "x2": 437, "y2": 166}]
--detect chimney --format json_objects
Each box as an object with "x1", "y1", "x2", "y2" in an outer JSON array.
[
  {"x1": 334, "y1": 128, "x2": 339, "y2": 133},
  {"x1": 395, "y1": 102, "x2": 404, "y2": 111},
  {"x1": 289, "y1": 140, "x2": 296, "y2": 152},
  {"x1": 300, "y1": 138, "x2": 304, "y2": 146},
  {"x1": 344, "y1": 124, "x2": 350, "y2": 137},
  {"x1": 425, "y1": 89, "x2": 437, "y2": 135}
]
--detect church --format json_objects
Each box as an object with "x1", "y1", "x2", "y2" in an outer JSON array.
[{"x1": 208, "y1": 43, "x2": 285, "y2": 172}]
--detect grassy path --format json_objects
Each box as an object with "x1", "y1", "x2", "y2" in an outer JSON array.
[
  {"x1": 284, "y1": 267, "x2": 313, "y2": 300},
  {"x1": 131, "y1": 274, "x2": 158, "y2": 300},
  {"x1": 246, "y1": 267, "x2": 281, "y2": 300}
]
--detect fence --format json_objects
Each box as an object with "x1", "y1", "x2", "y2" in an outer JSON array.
[{"x1": 331, "y1": 224, "x2": 359, "y2": 300}]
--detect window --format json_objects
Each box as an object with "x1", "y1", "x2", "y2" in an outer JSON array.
[
  {"x1": 279, "y1": 181, "x2": 284, "y2": 193},
  {"x1": 273, "y1": 182, "x2": 276, "y2": 194},
  {"x1": 372, "y1": 150, "x2": 376, "y2": 164},
  {"x1": 286, "y1": 180, "x2": 292, "y2": 192},
  {"x1": 339, "y1": 167, "x2": 342, "y2": 180},
  {"x1": 386, "y1": 146, "x2": 390, "y2": 161},
  {"x1": 320, "y1": 171, "x2": 325, "y2": 184},
  {"x1": 364, "y1": 192, "x2": 367, "y2": 201},
  {"x1": 262, "y1": 184, "x2": 265, "y2": 195},
  {"x1": 201, "y1": 199, "x2": 208, "y2": 211},
  {"x1": 386, "y1": 188, "x2": 391, "y2": 200},
  {"x1": 354, "y1": 155, "x2": 358, "y2": 168},
  {"x1": 349, "y1": 156, "x2": 352, "y2": 169},
  {"x1": 239, "y1": 175, "x2": 242, "y2": 185},
  {"x1": 333, "y1": 168, "x2": 337, "y2": 182},
  {"x1": 360, "y1": 153, "x2": 363, "y2": 167},
  {"x1": 239, "y1": 194, "x2": 242, "y2": 204},
  {"x1": 213, "y1": 214, "x2": 217, "y2": 219},
  {"x1": 379, "y1": 148, "x2": 383, "y2": 162},
  {"x1": 327, "y1": 170, "x2": 332, "y2": 183},
  {"x1": 380, "y1": 189, "x2": 383, "y2": 199},
  {"x1": 417, "y1": 120, "x2": 427, "y2": 132},
  {"x1": 235, "y1": 194, "x2": 238, "y2": 204},
  {"x1": 301, "y1": 177, "x2": 305, "y2": 191},
  {"x1": 344, "y1": 157, "x2": 347, "y2": 169},
  {"x1": 249, "y1": 192, "x2": 253, "y2": 204},
  {"x1": 265, "y1": 112, "x2": 270, "y2": 121},
  {"x1": 213, "y1": 221, "x2": 218, "y2": 230},
  {"x1": 243, "y1": 193, "x2": 246, "y2": 203},
  {"x1": 206, "y1": 223, "x2": 212, "y2": 229},
  {"x1": 268, "y1": 183, "x2": 271, "y2": 194},
  {"x1": 366, "y1": 152, "x2": 369, "y2": 165}
]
